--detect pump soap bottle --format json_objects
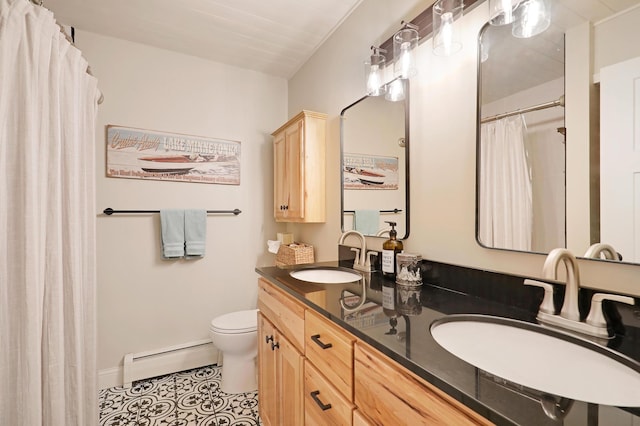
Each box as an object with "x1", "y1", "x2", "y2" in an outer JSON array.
[{"x1": 382, "y1": 221, "x2": 403, "y2": 280}]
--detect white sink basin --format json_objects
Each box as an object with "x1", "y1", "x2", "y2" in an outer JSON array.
[
  {"x1": 430, "y1": 315, "x2": 640, "y2": 406},
  {"x1": 289, "y1": 268, "x2": 362, "y2": 284}
]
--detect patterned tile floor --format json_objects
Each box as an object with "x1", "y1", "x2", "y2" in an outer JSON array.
[{"x1": 99, "y1": 365, "x2": 262, "y2": 426}]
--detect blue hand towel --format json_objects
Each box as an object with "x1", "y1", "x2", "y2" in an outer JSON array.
[
  {"x1": 185, "y1": 209, "x2": 207, "y2": 258},
  {"x1": 160, "y1": 209, "x2": 185, "y2": 259},
  {"x1": 354, "y1": 210, "x2": 380, "y2": 235}
]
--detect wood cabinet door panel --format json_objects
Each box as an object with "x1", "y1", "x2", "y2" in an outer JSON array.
[
  {"x1": 305, "y1": 360, "x2": 354, "y2": 426},
  {"x1": 258, "y1": 314, "x2": 278, "y2": 426},
  {"x1": 278, "y1": 332, "x2": 304, "y2": 426}
]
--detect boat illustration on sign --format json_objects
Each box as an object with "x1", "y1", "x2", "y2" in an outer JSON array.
[
  {"x1": 344, "y1": 166, "x2": 386, "y2": 185},
  {"x1": 138, "y1": 154, "x2": 236, "y2": 174}
]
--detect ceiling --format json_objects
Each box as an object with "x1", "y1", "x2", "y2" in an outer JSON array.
[
  {"x1": 43, "y1": 0, "x2": 363, "y2": 79},
  {"x1": 44, "y1": 0, "x2": 638, "y2": 83}
]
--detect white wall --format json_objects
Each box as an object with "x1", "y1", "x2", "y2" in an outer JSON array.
[
  {"x1": 74, "y1": 31, "x2": 287, "y2": 375},
  {"x1": 288, "y1": 0, "x2": 640, "y2": 296}
]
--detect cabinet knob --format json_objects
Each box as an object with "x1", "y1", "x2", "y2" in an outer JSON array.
[
  {"x1": 265, "y1": 335, "x2": 274, "y2": 344},
  {"x1": 311, "y1": 334, "x2": 333, "y2": 350},
  {"x1": 310, "y1": 390, "x2": 332, "y2": 411},
  {"x1": 271, "y1": 341, "x2": 280, "y2": 350}
]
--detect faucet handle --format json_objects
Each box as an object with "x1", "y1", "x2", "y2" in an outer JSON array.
[
  {"x1": 524, "y1": 279, "x2": 556, "y2": 315},
  {"x1": 585, "y1": 293, "x2": 635, "y2": 328},
  {"x1": 350, "y1": 248, "x2": 361, "y2": 266}
]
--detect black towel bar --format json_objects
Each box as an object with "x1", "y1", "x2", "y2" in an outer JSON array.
[{"x1": 103, "y1": 208, "x2": 241, "y2": 216}]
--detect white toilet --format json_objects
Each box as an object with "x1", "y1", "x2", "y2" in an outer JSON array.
[{"x1": 209, "y1": 308, "x2": 259, "y2": 394}]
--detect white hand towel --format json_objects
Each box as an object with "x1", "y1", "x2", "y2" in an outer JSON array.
[
  {"x1": 185, "y1": 209, "x2": 207, "y2": 258},
  {"x1": 160, "y1": 209, "x2": 185, "y2": 259}
]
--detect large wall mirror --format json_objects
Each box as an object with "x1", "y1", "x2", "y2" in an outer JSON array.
[
  {"x1": 341, "y1": 78, "x2": 410, "y2": 239},
  {"x1": 476, "y1": 1, "x2": 640, "y2": 265}
]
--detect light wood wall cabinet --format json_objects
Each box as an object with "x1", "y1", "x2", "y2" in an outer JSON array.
[{"x1": 272, "y1": 110, "x2": 327, "y2": 223}]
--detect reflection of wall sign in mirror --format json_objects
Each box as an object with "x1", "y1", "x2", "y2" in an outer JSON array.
[
  {"x1": 107, "y1": 125, "x2": 241, "y2": 185},
  {"x1": 343, "y1": 153, "x2": 398, "y2": 190}
]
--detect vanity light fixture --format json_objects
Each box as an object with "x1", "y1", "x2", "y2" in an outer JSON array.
[
  {"x1": 489, "y1": 0, "x2": 519, "y2": 26},
  {"x1": 433, "y1": 0, "x2": 464, "y2": 56},
  {"x1": 365, "y1": 46, "x2": 387, "y2": 96},
  {"x1": 393, "y1": 22, "x2": 419, "y2": 77},
  {"x1": 512, "y1": 0, "x2": 550, "y2": 38}
]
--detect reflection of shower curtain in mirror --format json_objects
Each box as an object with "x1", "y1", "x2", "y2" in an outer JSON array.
[{"x1": 479, "y1": 115, "x2": 532, "y2": 251}]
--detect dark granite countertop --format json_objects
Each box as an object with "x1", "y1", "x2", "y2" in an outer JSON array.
[{"x1": 256, "y1": 259, "x2": 640, "y2": 426}]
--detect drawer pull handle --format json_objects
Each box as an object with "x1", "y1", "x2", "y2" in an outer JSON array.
[
  {"x1": 265, "y1": 335, "x2": 274, "y2": 344},
  {"x1": 311, "y1": 334, "x2": 333, "y2": 350},
  {"x1": 310, "y1": 390, "x2": 332, "y2": 411},
  {"x1": 271, "y1": 341, "x2": 280, "y2": 350}
]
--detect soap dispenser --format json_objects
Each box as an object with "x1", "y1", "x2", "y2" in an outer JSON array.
[{"x1": 382, "y1": 221, "x2": 403, "y2": 280}]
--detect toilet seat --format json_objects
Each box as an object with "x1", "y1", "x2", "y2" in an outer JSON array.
[{"x1": 210, "y1": 309, "x2": 258, "y2": 334}]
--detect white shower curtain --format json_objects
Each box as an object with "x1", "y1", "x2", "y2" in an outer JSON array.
[
  {"x1": 479, "y1": 115, "x2": 532, "y2": 251},
  {"x1": 0, "y1": 0, "x2": 99, "y2": 424}
]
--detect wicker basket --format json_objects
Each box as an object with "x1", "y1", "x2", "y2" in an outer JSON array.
[{"x1": 276, "y1": 243, "x2": 314, "y2": 266}]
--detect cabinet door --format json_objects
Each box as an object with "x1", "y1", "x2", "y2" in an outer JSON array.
[
  {"x1": 273, "y1": 131, "x2": 288, "y2": 221},
  {"x1": 273, "y1": 120, "x2": 304, "y2": 221},
  {"x1": 284, "y1": 120, "x2": 304, "y2": 220},
  {"x1": 258, "y1": 314, "x2": 278, "y2": 426},
  {"x1": 278, "y1": 332, "x2": 304, "y2": 426}
]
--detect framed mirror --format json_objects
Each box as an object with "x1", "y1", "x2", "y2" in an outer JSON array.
[
  {"x1": 341, "y1": 78, "x2": 410, "y2": 239},
  {"x1": 476, "y1": 1, "x2": 640, "y2": 265}
]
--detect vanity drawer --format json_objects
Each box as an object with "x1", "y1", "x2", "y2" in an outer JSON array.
[
  {"x1": 257, "y1": 278, "x2": 305, "y2": 352},
  {"x1": 354, "y1": 341, "x2": 494, "y2": 426},
  {"x1": 305, "y1": 360, "x2": 354, "y2": 426},
  {"x1": 305, "y1": 309, "x2": 355, "y2": 400}
]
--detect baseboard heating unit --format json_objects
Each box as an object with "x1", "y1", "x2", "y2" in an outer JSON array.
[{"x1": 122, "y1": 339, "x2": 219, "y2": 388}]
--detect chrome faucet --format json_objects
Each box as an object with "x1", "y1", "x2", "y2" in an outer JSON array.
[
  {"x1": 339, "y1": 230, "x2": 377, "y2": 272},
  {"x1": 543, "y1": 248, "x2": 580, "y2": 321},
  {"x1": 525, "y1": 248, "x2": 635, "y2": 340}
]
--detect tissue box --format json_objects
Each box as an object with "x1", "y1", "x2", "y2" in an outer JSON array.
[
  {"x1": 277, "y1": 232, "x2": 294, "y2": 245},
  {"x1": 276, "y1": 243, "x2": 314, "y2": 266}
]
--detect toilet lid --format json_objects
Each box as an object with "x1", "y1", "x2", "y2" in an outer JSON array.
[{"x1": 211, "y1": 309, "x2": 258, "y2": 334}]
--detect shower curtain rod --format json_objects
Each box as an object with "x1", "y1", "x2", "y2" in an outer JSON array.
[
  {"x1": 480, "y1": 95, "x2": 565, "y2": 124},
  {"x1": 103, "y1": 208, "x2": 242, "y2": 216}
]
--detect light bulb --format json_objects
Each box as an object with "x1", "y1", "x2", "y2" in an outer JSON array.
[
  {"x1": 367, "y1": 65, "x2": 383, "y2": 95},
  {"x1": 440, "y1": 12, "x2": 454, "y2": 56}
]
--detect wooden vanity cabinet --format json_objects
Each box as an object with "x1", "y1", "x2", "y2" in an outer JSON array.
[
  {"x1": 354, "y1": 342, "x2": 494, "y2": 426},
  {"x1": 257, "y1": 277, "x2": 493, "y2": 426},
  {"x1": 272, "y1": 110, "x2": 326, "y2": 223}
]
